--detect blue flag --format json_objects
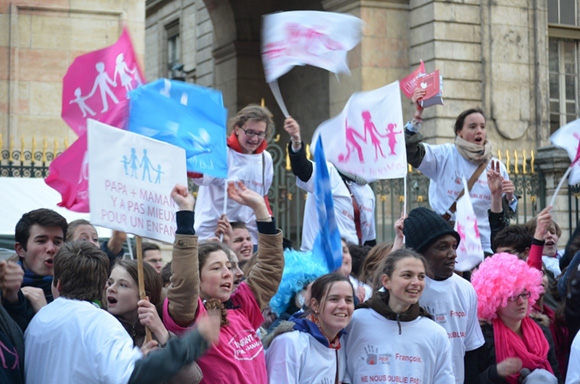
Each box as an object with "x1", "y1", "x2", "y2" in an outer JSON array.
[
  {"x1": 312, "y1": 138, "x2": 343, "y2": 272},
  {"x1": 128, "y1": 79, "x2": 228, "y2": 178}
]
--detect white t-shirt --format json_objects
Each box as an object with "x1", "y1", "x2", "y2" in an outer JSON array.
[
  {"x1": 193, "y1": 147, "x2": 273, "y2": 243},
  {"x1": 24, "y1": 297, "x2": 142, "y2": 384},
  {"x1": 417, "y1": 143, "x2": 512, "y2": 253},
  {"x1": 297, "y1": 161, "x2": 376, "y2": 251},
  {"x1": 418, "y1": 274, "x2": 484, "y2": 384},
  {"x1": 266, "y1": 330, "x2": 346, "y2": 384},
  {"x1": 543, "y1": 255, "x2": 562, "y2": 277},
  {"x1": 566, "y1": 331, "x2": 580, "y2": 384},
  {"x1": 343, "y1": 308, "x2": 455, "y2": 384}
]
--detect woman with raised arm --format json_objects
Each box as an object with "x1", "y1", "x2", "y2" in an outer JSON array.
[
  {"x1": 405, "y1": 88, "x2": 515, "y2": 254},
  {"x1": 163, "y1": 181, "x2": 283, "y2": 384}
]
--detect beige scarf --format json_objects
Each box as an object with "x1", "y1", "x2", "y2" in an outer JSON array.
[{"x1": 455, "y1": 135, "x2": 492, "y2": 164}]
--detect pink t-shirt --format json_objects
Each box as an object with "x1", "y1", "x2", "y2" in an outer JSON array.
[{"x1": 163, "y1": 282, "x2": 267, "y2": 384}]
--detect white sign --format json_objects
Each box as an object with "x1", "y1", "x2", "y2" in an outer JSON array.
[
  {"x1": 88, "y1": 119, "x2": 187, "y2": 243},
  {"x1": 312, "y1": 81, "x2": 406, "y2": 182},
  {"x1": 454, "y1": 178, "x2": 484, "y2": 271}
]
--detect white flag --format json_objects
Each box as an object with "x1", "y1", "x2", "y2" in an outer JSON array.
[
  {"x1": 454, "y1": 178, "x2": 484, "y2": 271},
  {"x1": 550, "y1": 118, "x2": 580, "y2": 185},
  {"x1": 261, "y1": 11, "x2": 362, "y2": 83},
  {"x1": 312, "y1": 81, "x2": 406, "y2": 182}
]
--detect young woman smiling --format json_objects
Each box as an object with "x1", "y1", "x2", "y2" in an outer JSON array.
[
  {"x1": 343, "y1": 249, "x2": 455, "y2": 384},
  {"x1": 264, "y1": 273, "x2": 355, "y2": 384},
  {"x1": 163, "y1": 182, "x2": 283, "y2": 384},
  {"x1": 405, "y1": 88, "x2": 516, "y2": 254}
]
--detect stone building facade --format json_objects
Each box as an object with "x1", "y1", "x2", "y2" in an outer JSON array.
[
  {"x1": 0, "y1": 0, "x2": 145, "y2": 150},
  {"x1": 144, "y1": 0, "x2": 580, "y2": 151}
]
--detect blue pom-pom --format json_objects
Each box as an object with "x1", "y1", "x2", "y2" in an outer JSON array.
[{"x1": 269, "y1": 249, "x2": 329, "y2": 315}]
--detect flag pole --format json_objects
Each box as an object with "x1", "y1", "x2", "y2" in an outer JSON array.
[
  {"x1": 403, "y1": 175, "x2": 407, "y2": 217},
  {"x1": 136, "y1": 236, "x2": 153, "y2": 342},
  {"x1": 268, "y1": 81, "x2": 289, "y2": 118},
  {"x1": 220, "y1": 181, "x2": 229, "y2": 241},
  {"x1": 549, "y1": 166, "x2": 572, "y2": 208}
]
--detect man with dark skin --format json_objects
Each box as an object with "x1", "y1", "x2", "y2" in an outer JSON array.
[{"x1": 404, "y1": 207, "x2": 484, "y2": 384}]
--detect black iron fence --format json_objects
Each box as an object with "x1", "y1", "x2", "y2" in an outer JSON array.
[{"x1": 1, "y1": 137, "x2": 547, "y2": 247}]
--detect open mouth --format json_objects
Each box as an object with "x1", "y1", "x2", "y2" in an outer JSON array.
[
  {"x1": 233, "y1": 279, "x2": 241, "y2": 286},
  {"x1": 333, "y1": 313, "x2": 348, "y2": 318},
  {"x1": 44, "y1": 258, "x2": 54, "y2": 267},
  {"x1": 107, "y1": 296, "x2": 118, "y2": 305},
  {"x1": 474, "y1": 137, "x2": 483, "y2": 144},
  {"x1": 221, "y1": 283, "x2": 232, "y2": 290}
]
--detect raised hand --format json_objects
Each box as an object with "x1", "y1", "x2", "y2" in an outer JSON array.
[
  {"x1": 0, "y1": 260, "x2": 24, "y2": 304},
  {"x1": 411, "y1": 87, "x2": 427, "y2": 113},
  {"x1": 215, "y1": 214, "x2": 233, "y2": 244},
  {"x1": 283, "y1": 116, "x2": 301, "y2": 142},
  {"x1": 227, "y1": 181, "x2": 263, "y2": 210},
  {"x1": 171, "y1": 184, "x2": 195, "y2": 211},
  {"x1": 393, "y1": 211, "x2": 406, "y2": 252},
  {"x1": 534, "y1": 206, "x2": 553, "y2": 241},
  {"x1": 21, "y1": 286, "x2": 47, "y2": 313},
  {"x1": 487, "y1": 160, "x2": 504, "y2": 197}
]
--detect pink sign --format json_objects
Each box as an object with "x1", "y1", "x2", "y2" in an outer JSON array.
[
  {"x1": 44, "y1": 132, "x2": 89, "y2": 212},
  {"x1": 399, "y1": 61, "x2": 425, "y2": 99},
  {"x1": 61, "y1": 28, "x2": 144, "y2": 135}
]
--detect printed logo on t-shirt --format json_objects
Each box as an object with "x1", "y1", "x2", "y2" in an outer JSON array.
[
  {"x1": 229, "y1": 329, "x2": 263, "y2": 361},
  {"x1": 423, "y1": 305, "x2": 447, "y2": 325},
  {"x1": 361, "y1": 345, "x2": 392, "y2": 365}
]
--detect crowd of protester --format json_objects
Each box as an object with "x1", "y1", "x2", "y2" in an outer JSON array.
[{"x1": 1, "y1": 100, "x2": 580, "y2": 384}]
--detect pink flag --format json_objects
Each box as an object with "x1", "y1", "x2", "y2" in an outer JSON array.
[
  {"x1": 312, "y1": 81, "x2": 406, "y2": 182},
  {"x1": 61, "y1": 28, "x2": 144, "y2": 135},
  {"x1": 45, "y1": 132, "x2": 89, "y2": 212},
  {"x1": 550, "y1": 118, "x2": 580, "y2": 185},
  {"x1": 454, "y1": 178, "x2": 484, "y2": 271},
  {"x1": 399, "y1": 61, "x2": 425, "y2": 99}
]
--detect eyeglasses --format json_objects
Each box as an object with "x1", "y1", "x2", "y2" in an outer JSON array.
[
  {"x1": 238, "y1": 126, "x2": 266, "y2": 139},
  {"x1": 508, "y1": 291, "x2": 531, "y2": 302}
]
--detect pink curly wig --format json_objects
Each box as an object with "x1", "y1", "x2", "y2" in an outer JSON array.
[{"x1": 471, "y1": 253, "x2": 543, "y2": 321}]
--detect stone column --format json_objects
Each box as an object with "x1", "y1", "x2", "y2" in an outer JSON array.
[
  {"x1": 535, "y1": 145, "x2": 572, "y2": 246},
  {"x1": 322, "y1": 0, "x2": 411, "y2": 116}
]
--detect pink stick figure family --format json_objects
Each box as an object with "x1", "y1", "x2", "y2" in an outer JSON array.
[
  {"x1": 70, "y1": 53, "x2": 142, "y2": 117},
  {"x1": 338, "y1": 111, "x2": 401, "y2": 164}
]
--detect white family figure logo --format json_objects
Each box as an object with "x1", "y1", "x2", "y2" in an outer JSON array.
[{"x1": 69, "y1": 55, "x2": 142, "y2": 115}]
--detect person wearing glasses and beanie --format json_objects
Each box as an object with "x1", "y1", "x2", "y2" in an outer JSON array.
[
  {"x1": 471, "y1": 253, "x2": 562, "y2": 384},
  {"x1": 193, "y1": 105, "x2": 284, "y2": 243},
  {"x1": 403, "y1": 207, "x2": 484, "y2": 384}
]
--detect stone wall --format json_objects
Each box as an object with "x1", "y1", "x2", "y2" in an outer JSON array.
[{"x1": 0, "y1": 0, "x2": 145, "y2": 151}]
